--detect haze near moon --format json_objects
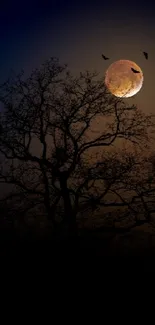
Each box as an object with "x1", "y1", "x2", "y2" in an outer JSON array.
[{"x1": 105, "y1": 60, "x2": 144, "y2": 98}]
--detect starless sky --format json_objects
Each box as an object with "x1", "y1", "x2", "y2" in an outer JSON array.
[{"x1": 0, "y1": 0, "x2": 155, "y2": 112}]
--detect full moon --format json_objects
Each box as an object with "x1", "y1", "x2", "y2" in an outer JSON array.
[{"x1": 105, "y1": 60, "x2": 144, "y2": 98}]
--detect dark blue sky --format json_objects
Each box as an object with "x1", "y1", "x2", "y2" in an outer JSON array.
[{"x1": 0, "y1": 0, "x2": 155, "y2": 111}]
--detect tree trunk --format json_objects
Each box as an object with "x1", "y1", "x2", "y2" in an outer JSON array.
[{"x1": 59, "y1": 171, "x2": 77, "y2": 238}]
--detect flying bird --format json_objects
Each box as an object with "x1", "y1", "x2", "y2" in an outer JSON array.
[
  {"x1": 102, "y1": 54, "x2": 109, "y2": 60},
  {"x1": 143, "y1": 51, "x2": 148, "y2": 60},
  {"x1": 131, "y1": 67, "x2": 140, "y2": 73}
]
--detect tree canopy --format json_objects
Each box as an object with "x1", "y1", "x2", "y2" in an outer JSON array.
[{"x1": 0, "y1": 57, "x2": 155, "y2": 237}]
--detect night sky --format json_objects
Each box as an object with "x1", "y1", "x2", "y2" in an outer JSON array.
[
  {"x1": 1, "y1": 0, "x2": 155, "y2": 256},
  {"x1": 0, "y1": 0, "x2": 155, "y2": 113}
]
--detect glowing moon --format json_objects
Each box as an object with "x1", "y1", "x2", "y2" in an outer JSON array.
[{"x1": 105, "y1": 60, "x2": 144, "y2": 98}]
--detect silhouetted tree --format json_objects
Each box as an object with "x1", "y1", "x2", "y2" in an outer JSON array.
[{"x1": 0, "y1": 57, "x2": 154, "y2": 237}]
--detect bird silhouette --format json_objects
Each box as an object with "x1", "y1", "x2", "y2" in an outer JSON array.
[
  {"x1": 143, "y1": 51, "x2": 148, "y2": 60},
  {"x1": 102, "y1": 54, "x2": 109, "y2": 60},
  {"x1": 131, "y1": 67, "x2": 140, "y2": 73}
]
